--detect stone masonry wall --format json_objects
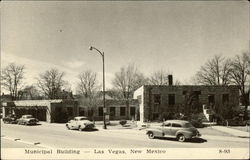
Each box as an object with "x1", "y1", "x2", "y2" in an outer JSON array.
[{"x1": 140, "y1": 85, "x2": 239, "y2": 122}]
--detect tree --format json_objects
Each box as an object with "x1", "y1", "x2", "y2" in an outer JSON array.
[
  {"x1": 76, "y1": 70, "x2": 100, "y2": 119},
  {"x1": 194, "y1": 55, "x2": 232, "y2": 85},
  {"x1": 112, "y1": 64, "x2": 147, "y2": 119},
  {"x1": 36, "y1": 68, "x2": 67, "y2": 99},
  {"x1": 149, "y1": 70, "x2": 181, "y2": 85},
  {"x1": 1, "y1": 63, "x2": 25, "y2": 100},
  {"x1": 19, "y1": 85, "x2": 42, "y2": 100},
  {"x1": 230, "y1": 52, "x2": 250, "y2": 119},
  {"x1": 149, "y1": 70, "x2": 170, "y2": 85},
  {"x1": 76, "y1": 70, "x2": 100, "y2": 98}
]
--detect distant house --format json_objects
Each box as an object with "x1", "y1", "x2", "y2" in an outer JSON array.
[{"x1": 133, "y1": 85, "x2": 239, "y2": 122}]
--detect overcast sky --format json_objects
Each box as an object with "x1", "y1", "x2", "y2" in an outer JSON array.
[{"x1": 1, "y1": 1, "x2": 249, "y2": 93}]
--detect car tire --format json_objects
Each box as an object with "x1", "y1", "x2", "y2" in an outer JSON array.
[
  {"x1": 66, "y1": 124, "x2": 70, "y2": 130},
  {"x1": 177, "y1": 134, "x2": 186, "y2": 142},
  {"x1": 148, "y1": 132, "x2": 155, "y2": 139},
  {"x1": 78, "y1": 126, "x2": 82, "y2": 131}
]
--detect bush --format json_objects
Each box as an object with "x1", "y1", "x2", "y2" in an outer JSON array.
[
  {"x1": 181, "y1": 113, "x2": 205, "y2": 128},
  {"x1": 119, "y1": 120, "x2": 127, "y2": 126},
  {"x1": 190, "y1": 119, "x2": 204, "y2": 128}
]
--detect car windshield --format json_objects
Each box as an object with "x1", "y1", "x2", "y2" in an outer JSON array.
[
  {"x1": 25, "y1": 115, "x2": 33, "y2": 118},
  {"x1": 183, "y1": 123, "x2": 194, "y2": 128},
  {"x1": 79, "y1": 118, "x2": 88, "y2": 120}
]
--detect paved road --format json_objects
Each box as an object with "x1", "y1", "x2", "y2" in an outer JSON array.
[
  {"x1": 1, "y1": 122, "x2": 249, "y2": 148},
  {"x1": 1, "y1": 138, "x2": 42, "y2": 148}
]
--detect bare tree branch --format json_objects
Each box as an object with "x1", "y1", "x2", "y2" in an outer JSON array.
[
  {"x1": 36, "y1": 68, "x2": 66, "y2": 99},
  {"x1": 194, "y1": 55, "x2": 232, "y2": 86},
  {"x1": 1, "y1": 63, "x2": 25, "y2": 100}
]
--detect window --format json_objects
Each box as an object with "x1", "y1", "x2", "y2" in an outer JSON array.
[
  {"x1": 120, "y1": 107, "x2": 126, "y2": 116},
  {"x1": 67, "y1": 107, "x2": 73, "y2": 117},
  {"x1": 222, "y1": 94, "x2": 229, "y2": 104},
  {"x1": 98, "y1": 107, "x2": 103, "y2": 116},
  {"x1": 80, "y1": 117, "x2": 88, "y2": 120},
  {"x1": 172, "y1": 123, "x2": 182, "y2": 127},
  {"x1": 164, "y1": 123, "x2": 171, "y2": 127},
  {"x1": 168, "y1": 94, "x2": 175, "y2": 105},
  {"x1": 110, "y1": 107, "x2": 116, "y2": 117},
  {"x1": 208, "y1": 94, "x2": 215, "y2": 104},
  {"x1": 154, "y1": 94, "x2": 161, "y2": 104},
  {"x1": 130, "y1": 107, "x2": 135, "y2": 116}
]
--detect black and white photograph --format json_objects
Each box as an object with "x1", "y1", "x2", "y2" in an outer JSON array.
[{"x1": 1, "y1": 0, "x2": 249, "y2": 159}]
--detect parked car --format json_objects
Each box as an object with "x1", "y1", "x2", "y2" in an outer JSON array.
[
  {"x1": 66, "y1": 116, "x2": 95, "y2": 131},
  {"x1": 17, "y1": 115, "x2": 39, "y2": 125},
  {"x1": 3, "y1": 114, "x2": 18, "y2": 124},
  {"x1": 146, "y1": 120, "x2": 201, "y2": 142}
]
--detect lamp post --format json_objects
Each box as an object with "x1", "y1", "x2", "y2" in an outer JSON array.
[{"x1": 89, "y1": 46, "x2": 107, "y2": 129}]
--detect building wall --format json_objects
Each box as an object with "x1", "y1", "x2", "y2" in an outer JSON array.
[
  {"x1": 133, "y1": 86, "x2": 144, "y2": 122},
  {"x1": 2, "y1": 99, "x2": 78, "y2": 123},
  {"x1": 80, "y1": 99, "x2": 139, "y2": 121},
  {"x1": 134, "y1": 85, "x2": 239, "y2": 122}
]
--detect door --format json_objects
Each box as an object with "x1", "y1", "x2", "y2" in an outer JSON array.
[
  {"x1": 72, "y1": 118, "x2": 78, "y2": 129},
  {"x1": 170, "y1": 123, "x2": 182, "y2": 136},
  {"x1": 162, "y1": 122, "x2": 172, "y2": 136}
]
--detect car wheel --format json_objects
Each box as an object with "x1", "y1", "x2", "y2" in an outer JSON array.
[
  {"x1": 78, "y1": 126, "x2": 82, "y2": 131},
  {"x1": 66, "y1": 124, "x2": 70, "y2": 130},
  {"x1": 177, "y1": 134, "x2": 186, "y2": 142},
  {"x1": 148, "y1": 132, "x2": 155, "y2": 139}
]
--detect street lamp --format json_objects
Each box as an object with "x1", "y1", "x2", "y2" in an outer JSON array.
[{"x1": 89, "y1": 46, "x2": 107, "y2": 129}]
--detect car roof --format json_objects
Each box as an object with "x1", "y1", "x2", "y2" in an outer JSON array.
[
  {"x1": 164, "y1": 120, "x2": 189, "y2": 124},
  {"x1": 74, "y1": 116, "x2": 88, "y2": 119},
  {"x1": 23, "y1": 114, "x2": 32, "y2": 116}
]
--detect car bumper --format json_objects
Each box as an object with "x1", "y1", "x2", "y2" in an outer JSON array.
[
  {"x1": 192, "y1": 133, "x2": 201, "y2": 138},
  {"x1": 27, "y1": 122, "x2": 37, "y2": 125}
]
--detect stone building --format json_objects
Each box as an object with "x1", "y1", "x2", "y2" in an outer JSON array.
[
  {"x1": 2, "y1": 99, "x2": 78, "y2": 123},
  {"x1": 133, "y1": 85, "x2": 239, "y2": 122}
]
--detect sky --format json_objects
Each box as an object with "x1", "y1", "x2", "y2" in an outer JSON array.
[{"x1": 1, "y1": 1, "x2": 249, "y2": 94}]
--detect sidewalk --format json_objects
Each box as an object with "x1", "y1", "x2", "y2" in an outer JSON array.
[
  {"x1": 212, "y1": 126, "x2": 250, "y2": 138},
  {"x1": 96, "y1": 126, "x2": 249, "y2": 143}
]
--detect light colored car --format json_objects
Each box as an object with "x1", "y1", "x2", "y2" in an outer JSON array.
[
  {"x1": 66, "y1": 116, "x2": 95, "y2": 131},
  {"x1": 17, "y1": 115, "x2": 39, "y2": 125},
  {"x1": 146, "y1": 120, "x2": 201, "y2": 142}
]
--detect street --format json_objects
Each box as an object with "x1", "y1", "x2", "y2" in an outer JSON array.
[{"x1": 1, "y1": 121, "x2": 249, "y2": 148}]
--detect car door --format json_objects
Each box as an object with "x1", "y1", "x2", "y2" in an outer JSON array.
[
  {"x1": 72, "y1": 118, "x2": 78, "y2": 129},
  {"x1": 170, "y1": 123, "x2": 182, "y2": 136},
  {"x1": 162, "y1": 122, "x2": 172, "y2": 136}
]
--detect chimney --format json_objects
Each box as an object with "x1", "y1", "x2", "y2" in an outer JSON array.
[{"x1": 168, "y1": 75, "x2": 173, "y2": 86}]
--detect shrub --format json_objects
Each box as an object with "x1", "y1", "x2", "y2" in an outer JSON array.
[
  {"x1": 119, "y1": 120, "x2": 127, "y2": 126},
  {"x1": 190, "y1": 119, "x2": 204, "y2": 128}
]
